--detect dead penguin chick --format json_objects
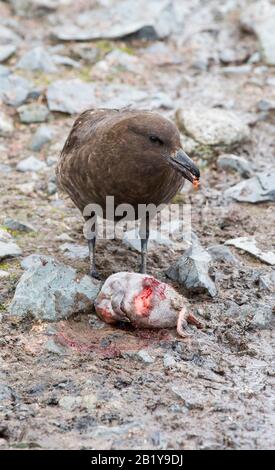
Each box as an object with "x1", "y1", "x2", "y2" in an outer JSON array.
[{"x1": 94, "y1": 272, "x2": 203, "y2": 338}]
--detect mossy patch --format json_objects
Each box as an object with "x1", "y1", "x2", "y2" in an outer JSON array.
[
  {"x1": 0, "y1": 225, "x2": 23, "y2": 238},
  {"x1": 79, "y1": 66, "x2": 92, "y2": 82},
  {"x1": 171, "y1": 193, "x2": 186, "y2": 204},
  {"x1": 0, "y1": 258, "x2": 21, "y2": 271},
  {"x1": 9, "y1": 273, "x2": 20, "y2": 282},
  {"x1": 118, "y1": 45, "x2": 135, "y2": 55},
  {"x1": 4, "y1": 229, "x2": 21, "y2": 238},
  {"x1": 33, "y1": 73, "x2": 52, "y2": 87},
  {"x1": 195, "y1": 144, "x2": 217, "y2": 160},
  {"x1": 95, "y1": 40, "x2": 114, "y2": 54},
  {"x1": 10, "y1": 442, "x2": 42, "y2": 449},
  {"x1": 0, "y1": 262, "x2": 10, "y2": 270},
  {"x1": 26, "y1": 231, "x2": 38, "y2": 238}
]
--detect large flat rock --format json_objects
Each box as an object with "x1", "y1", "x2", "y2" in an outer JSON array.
[
  {"x1": 177, "y1": 107, "x2": 250, "y2": 147},
  {"x1": 166, "y1": 241, "x2": 217, "y2": 297},
  {"x1": 9, "y1": 255, "x2": 101, "y2": 321},
  {"x1": 52, "y1": 0, "x2": 177, "y2": 41},
  {"x1": 225, "y1": 171, "x2": 275, "y2": 203}
]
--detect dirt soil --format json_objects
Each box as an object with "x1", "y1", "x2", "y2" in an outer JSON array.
[{"x1": 0, "y1": 0, "x2": 274, "y2": 450}]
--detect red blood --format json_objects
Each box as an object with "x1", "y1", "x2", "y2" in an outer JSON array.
[
  {"x1": 96, "y1": 306, "x2": 117, "y2": 324},
  {"x1": 134, "y1": 277, "x2": 167, "y2": 317},
  {"x1": 143, "y1": 276, "x2": 166, "y2": 300},
  {"x1": 56, "y1": 332, "x2": 92, "y2": 352},
  {"x1": 56, "y1": 332, "x2": 121, "y2": 356},
  {"x1": 101, "y1": 345, "x2": 122, "y2": 359},
  {"x1": 134, "y1": 286, "x2": 153, "y2": 317}
]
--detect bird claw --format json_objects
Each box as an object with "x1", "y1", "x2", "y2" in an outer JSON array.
[
  {"x1": 187, "y1": 312, "x2": 204, "y2": 329},
  {"x1": 176, "y1": 307, "x2": 204, "y2": 338},
  {"x1": 89, "y1": 269, "x2": 101, "y2": 280},
  {"x1": 177, "y1": 324, "x2": 191, "y2": 339}
]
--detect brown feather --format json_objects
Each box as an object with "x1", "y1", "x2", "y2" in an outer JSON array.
[{"x1": 57, "y1": 108, "x2": 184, "y2": 219}]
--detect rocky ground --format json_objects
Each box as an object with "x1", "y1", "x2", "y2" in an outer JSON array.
[{"x1": 0, "y1": 0, "x2": 275, "y2": 450}]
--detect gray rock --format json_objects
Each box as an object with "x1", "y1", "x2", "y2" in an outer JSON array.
[
  {"x1": 47, "y1": 80, "x2": 171, "y2": 114},
  {"x1": 241, "y1": 1, "x2": 275, "y2": 65},
  {"x1": 122, "y1": 228, "x2": 174, "y2": 253},
  {"x1": 0, "y1": 383, "x2": 15, "y2": 402},
  {"x1": 217, "y1": 154, "x2": 253, "y2": 178},
  {"x1": 225, "y1": 237, "x2": 275, "y2": 266},
  {"x1": 270, "y1": 271, "x2": 275, "y2": 287},
  {"x1": 46, "y1": 155, "x2": 58, "y2": 166},
  {"x1": 0, "y1": 74, "x2": 36, "y2": 107},
  {"x1": 163, "y1": 353, "x2": 178, "y2": 369},
  {"x1": 222, "y1": 64, "x2": 252, "y2": 75},
  {"x1": 56, "y1": 233, "x2": 73, "y2": 242},
  {"x1": 0, "y1": 228, "x2": 12, "y2": 242},
  {"x1": 44, "y1": 339, "x2": 68, "y2": 355},
  {"x1": 44, "y1": 324, "x2": 58, "y2": 336},
  {"x1": 59, "y1": 394, "x2": 97, "y2": 411},
  {"x1": 266, "y1": 365, "x2": 275, "y2": 377},
  {"x1": 160, "y1": 222, "x2": 197, "y2": 248},
  {"x1": 135, "y1": 349, "x2": 155, "y2": 364},
  {"x1": 0, "y1": 229, "x2": 21, "y2": 260},
  {"x1": 257, "y1": 99, "x2": 275, "y2": 112},
  {"x1": 266, "y1": 76, "x2": 275, "y2": 87},
  {"x1": 93, "y1": 49, "x2": 143, "y2": 75},
  {"x1": 30, "y1": 125, "x2": 53, "y2": 151},
  {"x1": 99, "y1": 83, "x2": 172, "y2": 110},
  {"x1": 88, "y1": 315, "x2": 105, "y2": 330},
  {"x1": 9, "y1": 0, "x2": 58, "y2": 17},
  {"x1": 16, "y1": 182, "x2": 35, "y2": 195},
  {"x1": 52, "y1": 0, "x2": 176, "y2": 41},
  {"x1": 52, "y1": 54, "x2": 80, "y2": 68},
  {"x1": 0, "y1": 163, "x2": 11, "y2": 173},
  {"x1": 166, "y1": 241, "x2": 217, "y2": 297},
  {"x1": 171, "y1": 386, "x2": 205, "y2": 410},
  {"x1": 0, "y1": 25, "x2": 21, "y2": 46},
  {"x1": 21, "y1": 254, "x2": 43, "y2": 270},
  {"x1": 207, "y1": 245, "x2": 238, "y2": 264},
  {"x1": 248, "y1": 52, "x2": 261, "y2": 64},
  {"x1": 18, "y1": 103, "x2": 49, "y2": 124},
  {"x1": 9, "y1": 256, "x2": 101, "y2": 321},
  {"x1": 150, "y1": 92, "x2": 173, "y2": 110},
  {"x1": 0, "y1": 65, "x2": 10, "y2": 77},
  {"x1": 17, "y1": 46, "x2": 57, "y2": 73},
  {"x1": 177, "y1": 107, "x2": 250, "y2": 147},
  {"x1": 0, "y1": 228, "x2": 21, "y2": 260},
  {"x1": 3, "y1": 217, "x2": 36, "y2": 233},
  {"x1": 0, "y1": 112, "x2": 14, "y2": 137},
  {"x1": 81, "y1": 394, "x2": 98, "y2": 411},
  {"x1": 143, "y1": 42, "x2": 182, "y2": 66},
  {"x1": 258, "y1": 274, "x2": 274, "y2": 291},
  {"x1": 47, "y1": 180, "x2": 57, "y2": 195},
  {"x1": 224, "y1": 171, "x2": 275, "y2": 203},
  {"x1": 226, "y1": 302, "x2": 273, "y2": 329},
  {"x1": 219, "y1": 48, "x2": 244, "y2": 64},
  {"x1": 51, "y1": 199, "x2": 66, "y2": 209},
  {"x1": 0, "y1": 45, "x2": 16, "y2": 62},
  {"x1": 86, "y1": 422, "x2": 142, "y2": 440},
  {"x1": 100, "y1": 84, "x2": 147, "y2": 109},
  {"x1": 59, "y1": 395, "x2": 82, "y2": 411},
  {"x1": 71, "y1": 44, "x2": 99, "y2": 63},
  {"x1": 59, "y1": 243, "x2": 89, "y2": 260},
  {"x1": 47, "y1": 79, "x2": 96, "y2": 114},
  {"x1": 0, "y1": 269, "x2": 9, "y2": 279},
  {"x1": 16, "y1": 155, "x2": 46, "y2": 172}
]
